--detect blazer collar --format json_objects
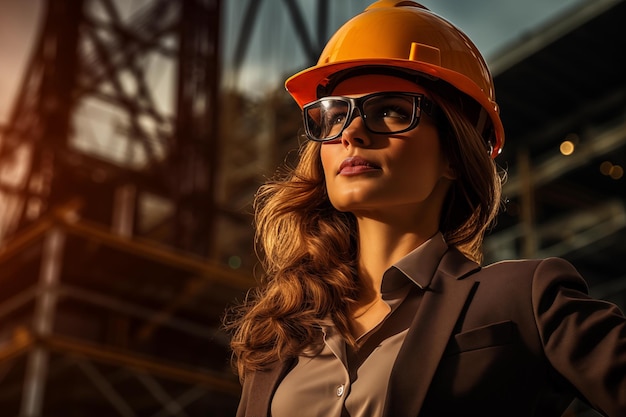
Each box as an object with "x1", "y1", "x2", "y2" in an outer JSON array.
[{"x1": 384, "y1": 247, "x2": 480, "y2": 416}]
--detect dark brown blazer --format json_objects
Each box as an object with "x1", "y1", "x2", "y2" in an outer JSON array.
[{"x1": 236, "y1": 248, "x2": 626, "y2": 417}]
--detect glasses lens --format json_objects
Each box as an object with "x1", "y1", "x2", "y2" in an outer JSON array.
[
  {"x1": 304, "y1": 93, "x2": 420, "y2": 141},
  {"x1": 305, "y1": 98, "x2": 350, "y2": 141},
  {"x1": 362, "y1": 94, "x2": 415, "y2": 134}
]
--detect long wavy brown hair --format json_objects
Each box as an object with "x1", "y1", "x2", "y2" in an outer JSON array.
[{"x1": 225, "y1": 86, "x2": 504, "y2": 380}]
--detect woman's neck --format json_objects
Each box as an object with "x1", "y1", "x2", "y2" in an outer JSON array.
[{"x1": 354, "y1": 213, "x2": 438, "y2": 299}]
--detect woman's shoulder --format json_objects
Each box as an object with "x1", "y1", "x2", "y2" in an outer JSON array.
[
  {"x1": 481, "y1": 256, "x2": 577, "y2": 275},
  {"x1": 477, "y1": 256, "x2": 587, "y2": 292}
]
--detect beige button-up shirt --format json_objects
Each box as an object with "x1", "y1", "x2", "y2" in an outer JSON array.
[{"x1": 271, "y1": 233, "x2": 448, "y2": 417}]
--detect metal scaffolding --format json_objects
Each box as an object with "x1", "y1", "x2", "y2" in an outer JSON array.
[
  {"x1": 0, "y1": 0, "x2": 252, "y2": 415},
  {"x1": 0, "y1": 203, "x2": 249, "y2": 415}
]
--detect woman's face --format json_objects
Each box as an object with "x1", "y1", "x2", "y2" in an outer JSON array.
[{"x1": 319, "y1": 74, "x2": 455, "y2": 225}]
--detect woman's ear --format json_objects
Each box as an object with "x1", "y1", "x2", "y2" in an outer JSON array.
[{"x1": 443, "y1": 162, "x2": 457, "y2": 180}]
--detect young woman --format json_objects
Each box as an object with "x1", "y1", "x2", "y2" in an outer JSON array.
[{"x1": 226, "y1": 1, "x2": 626, "y2": 416}]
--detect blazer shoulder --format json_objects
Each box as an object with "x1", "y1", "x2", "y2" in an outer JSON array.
[
  {"x1": 481, "y1": 257, "x2": 576, "y2": 275},
  {"x1": 479, "y1": 257, "x2": 588, "y2": 292}
]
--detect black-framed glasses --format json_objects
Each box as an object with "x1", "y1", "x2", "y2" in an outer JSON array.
[{"x1": 302, "y1": 92, "x2": 434, "y2": 142}]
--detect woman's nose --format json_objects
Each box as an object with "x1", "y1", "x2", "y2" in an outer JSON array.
[{"x1": 341, "y1": 116, "x2": 371, "y2": 148}]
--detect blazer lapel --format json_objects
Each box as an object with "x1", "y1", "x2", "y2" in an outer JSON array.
[
  {"x1": 239, "y1": 359, "x2": 294, "y2": 417},
  {"x1": 384, "y1": 248, "x2": 480, "y2": 416}
]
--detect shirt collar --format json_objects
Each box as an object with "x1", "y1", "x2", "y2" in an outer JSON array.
[{"x1": 381, "y1": 232, "x2": 448, "y2": 293}]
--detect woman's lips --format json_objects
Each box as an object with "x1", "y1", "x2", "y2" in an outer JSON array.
[{"x1": 338, "y1": 156, "x2": 381, "y2": 175}]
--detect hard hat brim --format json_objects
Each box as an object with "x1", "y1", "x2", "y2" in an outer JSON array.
[{"x1": 285, "y1": 58, "x2": 504, "y2": 157}]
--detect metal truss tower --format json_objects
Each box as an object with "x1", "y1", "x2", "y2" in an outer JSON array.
[
  {"x1": 0, "y1": 0, "x2": 222, "y2": 256},
  {"x1": 0, "y1": 0, "x2": 252, "y2": 415}
]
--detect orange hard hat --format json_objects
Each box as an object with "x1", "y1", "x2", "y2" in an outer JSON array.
[{"x1": 285, "y1": 0, "x2": 504, "y2": 157}]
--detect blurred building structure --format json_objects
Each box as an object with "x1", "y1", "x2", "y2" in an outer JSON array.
[
  {"x1": 487, "y1": 3, "x2": 626, "y2": 412},
  {"x1": 0, "y1": 0, "x2": 624, "y2": 415},
  {"x1": 486, "y1": 0, "x2": 626, "y2": 299},
  {"x1": 0, "y1": 0, "x2": 248, "y2": 415}
]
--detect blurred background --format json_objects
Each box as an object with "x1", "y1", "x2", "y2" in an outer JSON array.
[{"x1": 0, "y1": 0, "x2": 624, "y2": 415}]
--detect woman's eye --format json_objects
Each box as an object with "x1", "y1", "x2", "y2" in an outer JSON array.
[
  {"x1": 384, "y1": 107, "x2": 407, "y2": 118},
  {"x1": 374, "y1": 105, "x2": 409, "y2": 120},
  {"x1": 325, "y1": 111, "x2": 347, "y2": 126},
  {"x1": 365, "y1": 96, "x2": 413, "y2": 120}
]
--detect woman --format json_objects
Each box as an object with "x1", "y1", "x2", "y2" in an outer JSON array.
[{"x1": 226, "y1": 1, "x2": 626, "y2": 416}]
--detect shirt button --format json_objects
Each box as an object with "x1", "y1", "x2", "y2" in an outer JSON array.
[{"x1": 336, "y1": 384, "x2": 345, "y2": 397}]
